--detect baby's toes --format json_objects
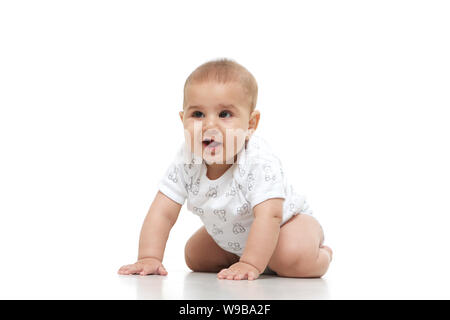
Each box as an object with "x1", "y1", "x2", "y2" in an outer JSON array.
[{"x1": 321, "y1": 245, "x2": 333, "y2": 261}]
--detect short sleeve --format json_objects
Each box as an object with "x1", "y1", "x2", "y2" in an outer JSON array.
[
  {"x1": 157, "y1": 145, "x2": 188, "y2": 206},
  {"x1": 245, "y1": 158, "x2": 286, "y2": 209}
]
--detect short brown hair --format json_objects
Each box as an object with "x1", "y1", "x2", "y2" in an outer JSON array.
[{"x1": 183, "y1": 58, "x2": 258, "y2": 112}]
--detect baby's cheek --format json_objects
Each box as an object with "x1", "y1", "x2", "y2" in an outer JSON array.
[{"x1": 222, "y1": 145, "x2": 237, "y2": 163}]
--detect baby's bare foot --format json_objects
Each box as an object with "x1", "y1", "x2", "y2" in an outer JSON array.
[{"x1": 320, "y1": 245, "x2": 333, "y2": 262}]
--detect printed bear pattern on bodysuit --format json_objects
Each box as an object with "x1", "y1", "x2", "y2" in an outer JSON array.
[
  {"x1": 198, "y1": 165, "x2": 282, "y2": 254},
  {"x1": 185, "y1": 176, "x2": 200, "y2": 196},
  {"x1": 202, "y1": 157, "x2": 286, "y2": 254},
  {"x1": 158, "y1": 135, "x2": 312, "y2": 257},
  {"x1": 183, "y1": 180, "x2": 255, "y2": 254}
]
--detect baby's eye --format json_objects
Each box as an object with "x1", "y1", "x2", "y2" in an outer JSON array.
[
  {"x1": 219, "y1": 110, "x2": 232, "y2": 118},
  {"x1": 191, "y1": 111, "x2": 204, "y2": 118}
]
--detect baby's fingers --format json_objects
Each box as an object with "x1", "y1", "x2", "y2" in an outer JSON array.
[
  {"x1": 247, "y1": 271, "x2": 257, "y2": 281},
  {"x1": 217, "y1": 268, "x2": 230, "y2": 279},
  {"x1": 118, "y1": 264, "x2": 143, "y2": 275},
  {"x1": 157, "y1": 265, "x2": 168, "y2": 276},
  {"x1": 118, "y1": 265, "x2": 129, "y2": 274},
  {"x1": 139, "y1": 264, "x2": 158, "y2": 276},
  {"x1": 118, "y1": 263, "x2": 167, "y2": 276}
]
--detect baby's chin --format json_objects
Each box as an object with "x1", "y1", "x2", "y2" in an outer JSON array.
[{"x1": 204, "y1": 158, "x2": 236, "y2": 166}]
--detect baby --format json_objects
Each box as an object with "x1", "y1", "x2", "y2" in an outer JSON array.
[{"x1": 118, "y1": 58, "x2": 332, "y2": 280}]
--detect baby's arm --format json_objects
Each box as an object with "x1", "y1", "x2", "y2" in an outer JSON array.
[
  {"x1": 118, "y1": 191, "x2": 182, "y2": 276},
  {"x1": 217, "y1": 198, "x2": 283, "y2": 280}
]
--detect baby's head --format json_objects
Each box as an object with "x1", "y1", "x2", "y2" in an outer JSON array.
[{"x1": 180, "y1": 58, "x2": 260, "y2": 165}]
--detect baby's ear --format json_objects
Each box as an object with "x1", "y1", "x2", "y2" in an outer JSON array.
[
  {"x1": 248, "y1": 110, "x2": 260, "y2": 136},
  {"x1": 179, "y1": 111, "x2": 184, "y2": 123}
]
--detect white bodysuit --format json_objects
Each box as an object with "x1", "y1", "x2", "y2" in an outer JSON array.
[{"x1": 157, "y1": 134, "x2": 313, "y2": 257}]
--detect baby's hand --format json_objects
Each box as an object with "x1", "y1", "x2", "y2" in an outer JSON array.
[
  {"x1": 217, "y1": 261, "x2": 261, "y2": 281},
  {"x1": 118, "y1": 257, "x2": 168, "y2": 276}
]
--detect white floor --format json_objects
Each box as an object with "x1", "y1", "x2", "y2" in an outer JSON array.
[
  {"x1": 1, "y1": 253, "x2": 449, "y2": 300},
  {"x1": 120, "y1": 272, "x2": 331, "y2": 300}
]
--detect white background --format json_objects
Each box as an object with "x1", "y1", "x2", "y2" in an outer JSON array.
[{"x1": 1, "y1": 0, "x2": 449, "y2": 299}]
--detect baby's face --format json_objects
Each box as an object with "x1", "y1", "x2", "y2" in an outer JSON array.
[{"x1": 180, "y1": 81, "x2": 260, "y2": 165}]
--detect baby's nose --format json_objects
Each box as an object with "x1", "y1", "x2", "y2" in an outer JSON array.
[{"x1": 203, "y1": 115, "x2": 220, "y2": 131}]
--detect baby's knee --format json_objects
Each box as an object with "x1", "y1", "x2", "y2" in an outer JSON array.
[
  {"x1": 292, "y1": 240, "x2": 320, "y2": 262},
  {"x1": 271, "y1": 245, "x2": 329, "y2": 278},
  {"x1": 294, "y1": 246, "x2": 331, "y2": 277},
  {"x1": 184, "y1": 240, "x2": 199, "y2": 271},
  {"x1": 272, "y1": 240, "x2": 320, "y2": 271}
]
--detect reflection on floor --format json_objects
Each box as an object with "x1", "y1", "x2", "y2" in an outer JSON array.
[{"x1": 121, "y1": 271, "x2": 330, "y2": 300}]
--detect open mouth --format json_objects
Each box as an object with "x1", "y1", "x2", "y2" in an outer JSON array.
[{"x1": 202, "y1": 138, "x2": 222, "y2": 148}]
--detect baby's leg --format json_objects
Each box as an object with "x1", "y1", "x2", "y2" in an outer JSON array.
[
  {"x1": 185, "y1": 226, "x2": 240, "y2": 272},
  {"x1": 268, "y1": 213, "x2": 332, "y2": 278}
]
